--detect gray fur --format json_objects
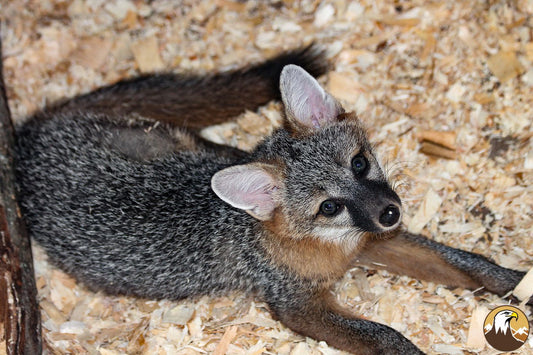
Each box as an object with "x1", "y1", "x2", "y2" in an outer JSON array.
[{"x1": 13, "y1": 48, "x2": 529, "y2": 354}]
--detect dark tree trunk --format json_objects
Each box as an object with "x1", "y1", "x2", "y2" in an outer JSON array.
[{"x1": 0, "y1": 33, "x2": 42, "y2": 354}]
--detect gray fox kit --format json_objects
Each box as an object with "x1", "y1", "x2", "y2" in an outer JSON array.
[{"x1": 13, "y1": 45, "x2": 529, "y2": 354}]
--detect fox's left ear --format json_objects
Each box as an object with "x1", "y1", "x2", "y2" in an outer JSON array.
[{"x1": 280, "y1": 64, "x2": 343, "y2": 132}]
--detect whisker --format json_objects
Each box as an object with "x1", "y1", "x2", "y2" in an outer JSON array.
[
  {"x1": 337, "y1": 228, "x2": 365, "y2": 247},
  {"x1": 379, "y1": 158, "x2": 426, "y2": 200}
]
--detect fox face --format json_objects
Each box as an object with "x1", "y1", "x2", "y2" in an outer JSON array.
[
  {"x1": 212, "y1": 65, "x2": 402, "y2": 252},
  {"x1": 282, "y1": 123, "x2": 402, "y2": 241}
]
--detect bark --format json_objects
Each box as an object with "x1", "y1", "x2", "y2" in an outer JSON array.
[{"x1": 0, "y1": 33, "x2": 42, "y2": 354}]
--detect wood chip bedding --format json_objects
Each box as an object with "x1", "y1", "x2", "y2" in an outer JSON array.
[{"x1": 1, "y1": 1, "x2": 532, "y2": 353}]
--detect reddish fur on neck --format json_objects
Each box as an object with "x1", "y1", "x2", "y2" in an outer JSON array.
[{"x1": 261, "y1": 210, "x2": 366, "y2": 282}]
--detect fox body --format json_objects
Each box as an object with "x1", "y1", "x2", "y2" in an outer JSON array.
[{"x1": 13, "y1": 46, "x2": 528, "y2": 354}]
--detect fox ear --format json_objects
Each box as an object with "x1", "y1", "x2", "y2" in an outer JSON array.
[
  {"x1": 280, "y1": 64, "x2": 343, "y2": 131},
  {"x1": 211, "y1": 164, "x2": 280, "y2": 221}
]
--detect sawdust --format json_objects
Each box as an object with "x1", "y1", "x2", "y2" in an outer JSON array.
[{"x1": 1, "y1": 0, "x2": 532, "y2": 354}]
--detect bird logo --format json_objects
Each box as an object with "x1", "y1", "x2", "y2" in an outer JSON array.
[{"x1": 483, "y1": 305, "x2": 529, "y2": 351}]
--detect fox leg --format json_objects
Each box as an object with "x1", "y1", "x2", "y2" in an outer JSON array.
[
  {"x1": 354, "y1": 230, "x2": 527, "y2": 298},
  {"x1": 266, "y1": 288, "x2": 424, "y2": 355}
]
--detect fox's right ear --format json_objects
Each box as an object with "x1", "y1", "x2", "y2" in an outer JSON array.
[
  {"x1": 280, "y1": 64, "x2": 343, "y2": 132},
  {"x1": 211, "y1": 164, "x2": 281, "y2": 221}
]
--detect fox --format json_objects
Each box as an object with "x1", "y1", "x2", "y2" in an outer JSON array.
[{"x1": 11, "y1": 44, "x2": 530, "y2": 354}]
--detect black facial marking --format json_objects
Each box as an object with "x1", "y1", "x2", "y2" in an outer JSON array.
[{"x1": 344, "y1": 179, "x2": 402, "y2": 232}]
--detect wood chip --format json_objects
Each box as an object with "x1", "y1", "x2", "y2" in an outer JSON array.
[
  {"x1": 328, "y1": 71, "x2": 364, "y2": 102},
  {"x1": 314, "y1": 4, "x2": 336, "y2": 27},
  {"x1": 212, "y1": 325, "x2": 238, "y2": 355},
  {"x1": 40, "y1": 300, "x2": 67, "y2": 325},
  {"x1": 215, "y1": 0, "x2": 246, "y2": 12},
  {"x1": 121, "y1": 10, "x2": 139, "y2": 30},
  {"x1": 408, "y1": 188, "x2": 443, "y2": 234},
  {"x1": 427, "y1": 316, "x2": 454, "y2": 343},
  {"x1": 525, "y1": 43, "x2": 533, "y2": 61},
  {"x1": 290, "y1": 342, "x2": 311, "y2": 355},
  {"x1": 466, "y1": 306, "x2": 488, "y2": 349},
  {"x1": 351, "y1": 269, "x2": 374, "y2": 301},
  {"x1": 432, "y1": 343, "x2": 464, "y2": 354},
  {"x1": 487, "y1": 51, "x2": 525, "y2": 83},
  {"x1": 104, "y1": 0, "x2": 136, "y2": 20},
  {"x1": 420, "y1": 142, "x2": 457, "y2": 160},
  {"x1": 473, "y1": 92, "x2": 495, "y2": 105},
  {"x1": 513, "y1": 267, "x2": 533, "y2": 301},
  {"x1": 422, "y1": 294, "x2": 444, "y2": 304},
  {"x1": 418, "y1": 130, "x2": 456, "y2": 150},
  {"x1": 71, "y1": 37, "x2": 113, "y2": 70},
  {"x1": 377, "y1": 16, "x2": 420, "y2": 27},
  {"x1": 162, "y1": 305, "x2": 195, "y2": 325},
  {"x1": 419, "y1": 130, "x2": 457, "y2": 159},
  {"x1": 236, "y1": 111, "x2": 270, "y2": 136},
  {"x1": 130, "y1": 36, "x2": 164, "y2": 73}
]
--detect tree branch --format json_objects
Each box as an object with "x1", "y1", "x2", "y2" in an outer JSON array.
[{"x1": 0, "y1": 30, "x2": 42, "y2": 355}]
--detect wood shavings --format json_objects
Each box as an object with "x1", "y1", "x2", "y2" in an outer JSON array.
[
  {"x1": 466, "y1": 306, "x2": 488, "y2": 350},
  {"x1": 236, "y1": 111, "x2": 271, "y2": 136},
  {"x1": 375, "y1": 16, "x2": 421, "y2": 27},
  {"x1": 432, "y1": 343, "x2": 464, "y2": 355},
  {"x1": 327, "y1": 71, "x2": 364, "y2": 103},
  {"x1": 71, "y1": 37, "x2": 113, "y2": 70},
  {"x1": 104, "y1": 0, "x2": 136, "y2": 21},
  {"x1": 420, "y1": 142, "x2": 457, "y2": 160},
  {"x1": 419, "y1": 130, "x2": 457, "y2": 151},
  {"x1": 39, "y1": 300, "x2": 67, "y2": 325},
  {"x1": 162, "y1": 305, "x2": 195, "y2": 325},
  {"x1": 314, "y1": 4, "x2": 336, "y2": 28},
  {"x1": 408, "y1": 188, "x2": 443, "y2": 234},
  {"x1": 67, "y1": 0, "x2": 88, "y2": 17},
  {"x1": 3, "y1": 1, "x2": 533, "y2": 354},
  {"x1": 350, "y1": 269, "x2": 374, "y2": 301},
  {"x1": 290, "y1": 341, "x2": 312, "y2": 355},
  {"x1": 49, "y1": 271, "x2": 77, "y2": 315},
  {"x1": 212, "y1": 325, "x2": 238, "y2": 355},
  {"x1": 130, "y1": 35, "x2": 164, "y2": 73},
  {"x1": 487, "y1": 51, "x2": 525, "y2": 83},
  {"x1": 525, "y1": 152, "x2": 533, "y2": 170},
  {"x1": 446, "y1": 82, "x2": 467, "y2": 103},
  {"x1": 427, "y1": 317, "x2": 455, "y2": 343},
  {"x1": 514, "y1": 267, "x2": 533, "y2": 301}
]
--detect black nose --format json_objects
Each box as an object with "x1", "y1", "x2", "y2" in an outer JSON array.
[{"x1": 379, "y1": 204, "x2": 401, "y2": 227}]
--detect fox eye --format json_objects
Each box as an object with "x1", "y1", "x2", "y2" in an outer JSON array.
[
  {"x1": 351, "y1": 154, "x2": 368, "y2": 176},
  {"x1": 320, "y1": 200, "x2": 340, "y2": 216}
]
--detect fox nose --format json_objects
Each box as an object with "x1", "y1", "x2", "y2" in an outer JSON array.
[{"x1": 378, "y1": 204, "x2": 401, "y2": 228}]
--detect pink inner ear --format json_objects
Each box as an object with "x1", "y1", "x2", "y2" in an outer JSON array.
[
  {"x1": 212, "y1": 166, "x2": 278, "y2": 219},
  {"x1": 236, "y1": 171, "x2": 276, "y2": 208},
  {"x1": 308, "y1": 93, "x2": 327, "y2": 129},
  {"x1": 281, "y1": 65, "x2": 340, "y2": 130}
]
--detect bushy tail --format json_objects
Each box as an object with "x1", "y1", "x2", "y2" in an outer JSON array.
[{"x1": 50, "y1": 44, "x2": 328, "y2": 129}]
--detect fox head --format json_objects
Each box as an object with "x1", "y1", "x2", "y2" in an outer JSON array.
[{"x1": 212, "y1": 65, "x2": 401, "y2": 251}]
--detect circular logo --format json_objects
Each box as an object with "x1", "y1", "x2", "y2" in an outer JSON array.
[{"x1": 483, "y1": 305, "x2": 529, "y2": 352}]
